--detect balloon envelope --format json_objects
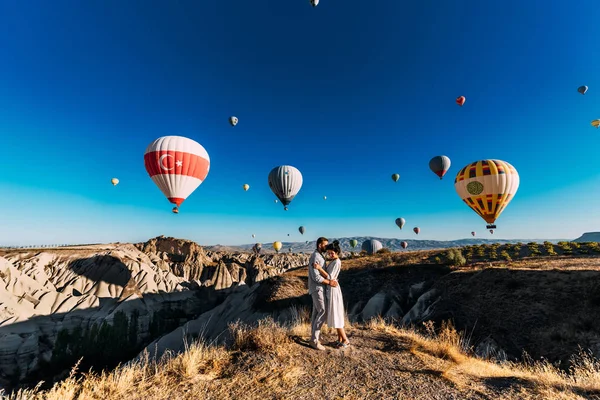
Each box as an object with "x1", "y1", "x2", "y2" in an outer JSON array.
[
  {"x1": 350, "y1": 239, "x2": 358, "y2": 248},
  {"x1": 395, "y1": 218, "x2": 406, "y2": 229},
  {"x1": 392, "y1": 173, "x2": 400, "y2": 182},
  {"x1": 299, "y1": 226, "x2": 305, "y2": 235},
  {"x1": 592, "y1": 120, "x2": 600, "y2": 128},
  {"x1": 111, "y1": 178, "x2": 119, "y2": 186},
  {"x1": 243, "y1": 184, "x2": 250, "y2": 191},
  {"x1": 578, "y1": 85, "x2": 588, "y2": 95},
  {"x1": 454, "y1": 159, "x2": 520, "y2": 226},
  {"x1": 273, "y1": 241, "x2": 282, "y2": 252},
  {"x1": 229, "y1": 116, "x2": 238, "y2": 126},
  {"x1": 310, "y1": 0, "x2": 319, "y2": 6},
  {"x1": 361, "y1": 239, "x2": 383, "y2": 255},
  {"x1": 429, "y1": 156, "x2": 451, "y2": 179},
  {"x1": 456, "y1": 96, "x2": 466, "y2": 106},
  {"x1": 413, "y1": 227, "x2": 420, "y2": 234},
  {"x1": 144, "y1": 136, "x2": 210, "y2": 207},
  {"x1": 268, "y1": 165, "x2": 303, "y2": 210},
  {"x1": 471, "y1": 231, "x2": 476, "y2": 237},
  {"x1": 401, "y1": 241, "x2": 408, "y2": 249}
]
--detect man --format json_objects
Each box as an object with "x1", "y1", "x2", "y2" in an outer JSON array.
[{"x1": 308, "y1": 237, "x2": 338, "y2": 350}]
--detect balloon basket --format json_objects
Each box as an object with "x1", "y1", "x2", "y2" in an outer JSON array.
[{"x1": 486, "y1": 224, "x2": 496, "y2": 229}]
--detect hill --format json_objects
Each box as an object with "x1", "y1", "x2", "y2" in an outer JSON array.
[
  {"x1": 206, "y1": 236, "x2": 571, "y2": 253},
  {"x1": 574, "y1": 232, "x2": 600, "y2": 242}
]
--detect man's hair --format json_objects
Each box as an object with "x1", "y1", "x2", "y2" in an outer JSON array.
[{"x1": 316, "y1": 237, "x2": 328, "y2": 247}]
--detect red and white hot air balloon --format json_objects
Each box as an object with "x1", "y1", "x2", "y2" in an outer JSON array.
[
  {"x1": 456, "y1": 96, "x2": 466, "y2": 106},
  {"x1": 144, "y1": 136, "x2": 210, "y2": 211}
]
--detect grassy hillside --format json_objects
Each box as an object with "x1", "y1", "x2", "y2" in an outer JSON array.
[{"x1": 8, "y1": 317, "x2": 599, "y2": 400}]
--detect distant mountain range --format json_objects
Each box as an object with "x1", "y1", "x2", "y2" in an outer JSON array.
[{"x1": 206, "y1": 236, "x2": 575, "y2": 253}]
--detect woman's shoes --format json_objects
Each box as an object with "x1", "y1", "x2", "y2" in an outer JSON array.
[{"x1": 336, "y1": 341, "x2": 350, "y2": 348}]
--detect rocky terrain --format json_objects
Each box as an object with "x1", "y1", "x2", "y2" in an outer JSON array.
[
  {"x1": 0, "y1": 236, "x2": 308, "y2": 390},
  {"x1": 2, "y1": 236, "x2": 600, "y2": 397}
]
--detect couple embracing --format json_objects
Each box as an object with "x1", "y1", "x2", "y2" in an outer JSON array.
[{"x1": 308, "y1": 237, "x2": 350, "y2": 350}]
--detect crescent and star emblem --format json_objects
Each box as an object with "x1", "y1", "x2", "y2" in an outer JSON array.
[{"x1": 159, "y1": 154, "x2": 183, "y2": 171}]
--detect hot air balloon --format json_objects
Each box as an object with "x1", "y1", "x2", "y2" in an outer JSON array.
[
  {"x1": 252, "y1": 243, "x2": 262, "y2": 255},
  {"x1": 299, "y1": 226, "x2": 305, "y2": 235},
  {"x1": 273, "y1": 241, "x2": 282, "y2": 253},
  {"x1": 350, "y1": 239, "x2": 358, "y2": 248},
  {"x1": 454, "y1": 159, "x2": 520, "y2": 230},
  {"x1": 592, "y1": 120, "x2": 600, "y2": 128},
  {"x1": 172, "y1": 207, "x2": 179, "y2": 214},
  {"x1": 489, "y1": 230, "x2": 494, "y2": 234},
  {"x1": 310, "y1": 0, "x2": 319, "y2": 6},
  {"x1": 252, "y1": 234, "x2": 256, "y2": 238},
  {"x1": 111, "y1": 178, "x2": 119, "y2": 186},
  {"x1": 471, "y1": 231, "x2": 476, "y2": 237},
  {"x1": 429, "y1": 156, "x2": 451, "y2": 180},
  {"x1": 274, "y1": 199, "x2": 278, "y2": 203},
  {"x1": 268, "y1": 165, "x2": 303, "y2": 211},
  {"x1": 395, "y1": 218, "x2": 406, "y2": 230},
  {"x1": 392, "y1": 173, "x2": 400, "y2": 182},
  {"x1": 578, "y1": 86, "x2": 588, "y2": 95},
  {"x1": 287, "y1": 233, "x2": 290, "y2": 236},
  {"x1": 456, "y1": 96, "x2": 466, "y2": 106},
  {"x1": 401, "y1": 241, "x2": 408, "y2": 249},
  {"x1": 243, "y1": 184, "x2": 250, "y2": 191},
  {"x1": 361, "y1": 239, "x2": 382, "y2": 255},
  {"x1": 229, "y1": 116, "x2": 238, "y2": 126},
  {"x1": 144, "y1": 136, "x2": 210, "y2": 210},
  {"x1": 413, "y1": 227, "x2": 420, "y2": 235},
  {"x1": 323, "y1": 196, "x2": 327, "y2": 200}
]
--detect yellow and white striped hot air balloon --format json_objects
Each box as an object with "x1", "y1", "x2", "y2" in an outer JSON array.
[{"x1": 454, "y1": 159, "x2": 519, "y2": 229}]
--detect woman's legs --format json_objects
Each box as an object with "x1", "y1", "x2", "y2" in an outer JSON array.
[{"x1": 336, "y1": 328, "x2": 349, "y2": 343}]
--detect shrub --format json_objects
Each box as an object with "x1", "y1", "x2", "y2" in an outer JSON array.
[
  {"x1": 434, "y1": 256, "x2": 442, "y2": 264},
  {"x1": 500, "y1": 250, "x2": 512, "y2": 262},
  {"x1": 377, "y1": 248, "x2": 391, "y2": 254},
  {"x1": 543, "y1": 241, "x2": 557, "y2": 256},
  {"x1": 477, "y1": 246, "x2": 487, "y2": 257},
  {"x1": 445, "y1": 248, "x2": 467, "y2": 266}
]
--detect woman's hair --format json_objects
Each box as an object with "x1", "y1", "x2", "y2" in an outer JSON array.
[{"x1": 326, "y1": 240, "x2": 341, "y2": 255}]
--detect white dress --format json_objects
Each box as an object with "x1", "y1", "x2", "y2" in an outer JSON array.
[{"x1": 326, "y1": 258, "x2": 345, "y2": 329}]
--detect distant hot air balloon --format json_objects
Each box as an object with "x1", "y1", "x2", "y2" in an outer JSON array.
[
  {"x1": 401, "y1": 241, "x2": 408, "y2": 249},
  {"x1": 429, "y1": 156, "x2": 451, "y2": 180},
  {"x1": 361, "y1": 239, "x2": 382, "y2": 255},
  {"x1": 471, "y1": 231, "x2": 476, "y2": 237},
  {"x1": 350, "y1": 239, "x2": 358, "y2": 248},
  {"x1": 229, "y1": 116, "x2": 238, "y2": 126},
  {"x1": 172, "y1": 207, "x2": 179, "y2": 214},
  {"x1": 413, "y1": 227, "x2": 420, "y2": 235},
  {"x1": 273, "y1": 241, "x2": 282, "y2": 253},
  {"x1": 243, "y1": 184, "x2": 250, "y2": 191},
  {"x1": 592, "y1": 120, "x2": 600, "y2": 128},
  {"x1": 274, "y1": 199, "x2": 278, "y2": 203},
  {"x1": 310, "y1": 0, "x2": 319, "y2": 6},
  {"x1": 323, "y1": 196, "x2": 327, "y2": 200},
  {"x1": 287, "y1": 233, "x2": 290, "y2": 236},
  {"x1": 456, "y1": 96, "x2": 466, "y2": 106},
  {"x1": 392, "y1": 173, "x2": 400, "y2": 182},
  {"x1": 454, "y1": 159, "x2": 519, "y2": 230},
  {"x1": 252, "y1": 243, "x2": 262, "y2": 255},
  {"x1": 299, "y1": 226, "x2": 305, "y2": 235},
  {"x1": 578, "y1": 85, "x2": 588, "y2": 95},
  {"x1": 490, "y1": 229, "x2": 494, "y2": 234},
  {"x1": 268, "y1": 165, "x2": 303, "y2": 211},
  {"x1": 395, "y1": 218, "x2": 406, "y2": 230},
  {"x1": 252, "y1": 234, "x2": 256, "y2": 238},
  {"x1": 144, "y1": 136, "x2": 210, "y2": 210},
  {"x1": 111, "y1": 178, "x2": 119, "y2": 186}
]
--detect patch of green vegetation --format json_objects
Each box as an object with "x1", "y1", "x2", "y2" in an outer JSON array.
[
  {"x1": 445, "y1": 248, "x2": 467, "y2": 266},
  {"x1": 543, "y1": 241, "x2": 557, "y2": 256},
  {"x1": 527, "y1": 242, "x2": 541, "y2": 256},
  {"x1": 500, "y1": 250, "x2": 512, "y2": 262}
]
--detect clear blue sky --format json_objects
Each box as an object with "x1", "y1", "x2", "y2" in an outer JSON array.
[{"x1": 1, "y1": 0, "x2": 600, "y2": 246}]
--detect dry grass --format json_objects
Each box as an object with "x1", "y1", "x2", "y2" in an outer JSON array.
[
  {"x1": 367, "y1": 317, "x2": 600, "y2": 399},
  {"x1": 4, "y1": 316, "x2": 600, "y2": 400}
]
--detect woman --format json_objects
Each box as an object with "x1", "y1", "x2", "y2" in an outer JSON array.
[{"x1": 313, "y1": 240, "x2": 350, "y2": 348}]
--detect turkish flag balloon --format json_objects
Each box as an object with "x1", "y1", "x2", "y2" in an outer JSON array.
[{"x1": 144, "y1": 136, "x2": 210, "y2": 207}]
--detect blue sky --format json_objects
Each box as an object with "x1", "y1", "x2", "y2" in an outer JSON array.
[{"x1": 1, "y1": 0, "x2": 600, "y2": 246}]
